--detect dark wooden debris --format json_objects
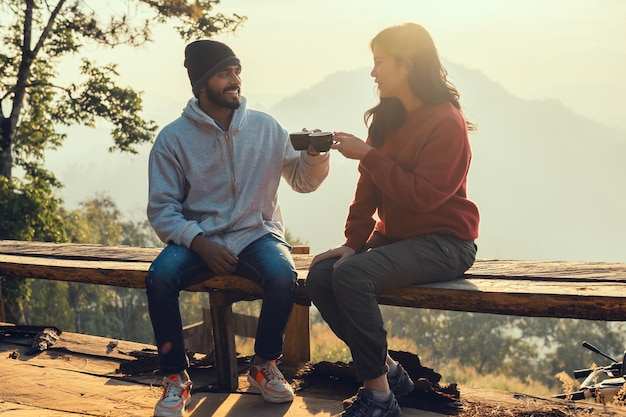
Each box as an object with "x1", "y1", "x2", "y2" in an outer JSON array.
[
  {"x1": 0, "y1": 324, "x2": 62, "y2": 354},
  {"x1": 294, "y1": 350, "x2": 462, "y2": 415}
]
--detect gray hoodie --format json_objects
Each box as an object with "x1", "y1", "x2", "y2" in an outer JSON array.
[{"x1": 147, "y1": 97, "x2": 330, "y2": 255}]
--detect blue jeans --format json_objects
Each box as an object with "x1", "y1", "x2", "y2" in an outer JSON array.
[{"x1": 145, "y1": 233, "x2": 297, "y2": 375}]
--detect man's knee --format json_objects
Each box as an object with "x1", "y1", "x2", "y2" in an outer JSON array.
[
  {"x1": 145, "y1": 266, "x2": 176, "y2": 296},
  {"x1": 261, "y1": 262, "x2": 297, "y2": 295}
]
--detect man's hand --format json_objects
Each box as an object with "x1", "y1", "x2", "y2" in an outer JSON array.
[
  {"x1": 310, "y1": 245, "x2": 356, "y2": 269},
  {"x1": 190, "y1": 235, "x2": 238, "y2": 275}
]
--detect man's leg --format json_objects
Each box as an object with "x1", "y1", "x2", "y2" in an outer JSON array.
[
  {"x1": 145, "y1": 243, "x2": 212, "y2": 374},
  {"x1": 146, "y1": 243, "x2": 214, "y2": 416},
  {"x1": 235, "y1": 233, "x2": 297, "y2": 403}
]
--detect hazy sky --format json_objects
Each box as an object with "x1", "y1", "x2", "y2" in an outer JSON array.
[
  {"x1": 72, "y1": 0, "x2": 625, "y2": 129},
  {"x1": 39, "y1": 0, "x2": 626, "y2": 257}
]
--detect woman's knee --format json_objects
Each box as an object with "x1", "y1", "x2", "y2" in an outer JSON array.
[
  {"x1": 332, "y1": 261, "x2": 376, "y2": 295},
  {"x1": 306, "y1": 258, "x2": 336, "y2": 295}
]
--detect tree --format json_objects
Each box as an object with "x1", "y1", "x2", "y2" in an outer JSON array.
[
  {"x1": 25, "y1": 193, "x2": 161, "y2": 341},
  {"x1": 0, "y1": 0, "x2": 246, "y2": 321},
  {"x1": 0, "y1": 171, "x2": 67, "y2": 322},
  {"x1": 0, "y1": 0, "x2": 246, "y2": 179}
]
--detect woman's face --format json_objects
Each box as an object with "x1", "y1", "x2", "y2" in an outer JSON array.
[{"x1": 370, "y1": 45, "x2": 409, "y2": 99}]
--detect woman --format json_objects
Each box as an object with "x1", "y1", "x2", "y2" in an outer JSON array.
[{"x1": 306, "y1": 23, "x2": 480, "y2": 417}]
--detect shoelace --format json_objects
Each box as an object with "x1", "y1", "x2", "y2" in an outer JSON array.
[
  {"x1": 261, "y1": 361, "x2": 285, "y2": 382},
  {"x1": 162, "y1": 377, "x2": 188, "y2": 402},
  {"x1": 344, "y1": 394, "x2": 371, "y2": 417}
]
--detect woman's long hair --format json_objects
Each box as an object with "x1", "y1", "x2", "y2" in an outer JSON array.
[{"x1": 365, "y1": 23, "x2": 473, "y2": 148}]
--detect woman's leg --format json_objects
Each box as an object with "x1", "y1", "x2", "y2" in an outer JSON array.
[
  {"x1": 306, "y1": 256, "x2": 350, "y2": 342},
  {"x1": 333, "y1": 233, "x2": 476, "y2": 381}
]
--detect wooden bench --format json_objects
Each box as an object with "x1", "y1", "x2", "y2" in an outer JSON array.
[{"x1": 2, "y1": 239, "x2": 626, "y2": 392}]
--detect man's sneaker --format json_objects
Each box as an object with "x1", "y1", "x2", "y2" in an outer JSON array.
[
  {"x1": 247, "y1": 359, "x2": 295, "y2": 403},
  {"x1": 153, "y1": 374, "x2": 192, "y2": 417},
  {"x1": 387, "y1": 363, "x2": 414, "y2": 398},
  {"x1": 343, "y1": 362, "x2": 414, "y2": 409},
  {"x1": 336, "y1": 388, "x2": 401, "y2": 417}
]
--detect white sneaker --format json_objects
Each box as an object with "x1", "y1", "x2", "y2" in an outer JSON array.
[
  {"x1": 153, "y1": 374, "x2": 192, "y2": 417},
  {"x1": 247, "y1": 359, "x2": 295, "y2": 403}
]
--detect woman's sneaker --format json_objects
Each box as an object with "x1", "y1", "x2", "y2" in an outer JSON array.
[
  {"x1": 154, "y1": 374, "x2": 193, "y2": 417},
  {"x1": 337, "y1": 388, "x2": 401, "y2": 417},
  {"x1": 343, "y1": 363, "x2": 414, "y2": 409},
  {"x1": 247, "y1": 359, "x2": 295, "y2": 403},
  {"x1": 387, "y1": 363, "x2": 414, "y2": 398}
]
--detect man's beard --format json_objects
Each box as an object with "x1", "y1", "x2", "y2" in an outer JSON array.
[{"x1": 205, "y1": 85, "x2": 241, "y2": 109}]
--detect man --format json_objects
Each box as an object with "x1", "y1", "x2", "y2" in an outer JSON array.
[{"x1": 145, "y1": 39, "x2": 330, "y2": 417}]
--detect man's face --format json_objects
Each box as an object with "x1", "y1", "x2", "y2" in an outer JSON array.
[{"x1": 204, "y1": 65, "x2": 242, "y2": 109}]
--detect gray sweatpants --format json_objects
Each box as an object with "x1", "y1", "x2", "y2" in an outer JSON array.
[{"x1": 306, "y1": 232, "x2": 477, "y2": 382}]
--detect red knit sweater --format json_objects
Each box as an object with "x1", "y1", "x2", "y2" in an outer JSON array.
[{"x1": 343, "y1": 102, "x2": 480, "y2": 251}]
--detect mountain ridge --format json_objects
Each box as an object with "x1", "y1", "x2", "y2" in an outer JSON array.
[
  {"x1": 270, "y1": 64, "x2": 626, "y2": 262},
  {"x1": 46, "y1": 63, "x2": 626, "y2": 263}
]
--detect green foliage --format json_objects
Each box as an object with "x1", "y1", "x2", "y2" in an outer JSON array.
[
  {"x1": 0, "y1": 0, "x2": 245, "y2": 321},
  {"x1": 0, "y1": 173, "x2": 67, "y2": 322},
  {"x1": 1, "y1": 1, "x2": 245, "y2": 180},
  {"x1": 21, "y1": 193, "x2": 161, "y2": 342},
  {"x1": 284, "y1": 229, "x2": 308, "y2": 247},
  {"x1": 0, "y1": 173, "x2": 66, "y2": 242},
  {"x1": 120, "y1": 218, "x2": 163, "y2": 248},
  {"x1": 62, "y1": 193, "x2": 123, "y2": 245}
]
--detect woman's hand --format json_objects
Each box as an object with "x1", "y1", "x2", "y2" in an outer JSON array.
[
  {"x1": 332, "y1": 131, "x2": 372, "y2": 160},
  {"x1": 310, "y1": 245, "x2": 356, "y2": 269}
]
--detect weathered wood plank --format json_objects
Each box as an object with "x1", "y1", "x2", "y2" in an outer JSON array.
[
  {"x1": 0, "y1": 356, "x2": 157, "y2": 416},
  {"x1": 0, "y1": 240, "x2": 309, "y2": 261},
  {"x1": 377, "y1": 283, "x2": 626, "y2": 320},
  {"x1": 3, "y1": 251, "x2": 626, "y2": 320},
  {"x1": 468, "y1": 258, "x2": 626, "y2": 282}
]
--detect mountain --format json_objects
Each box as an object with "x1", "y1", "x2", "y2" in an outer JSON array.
[
  {"x1": 46, "y1": 63, "x2": 626, "y2": 263},
  {"x1": 270, "y1": 64, "x2": 626, "y2": 262}
]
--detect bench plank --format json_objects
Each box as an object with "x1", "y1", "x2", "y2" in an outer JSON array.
[
  {"x1": 0, "y1": 240, "x2": 309, "y2": 261},
  {"x1": 3, "y1": 250, "x2": 626, "y2": 320}
]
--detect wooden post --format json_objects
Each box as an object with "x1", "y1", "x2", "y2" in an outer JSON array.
[
  {"x1": 182, "y1": 308, "x2": 214, "y2": 355},
  {"x1": 201, "y1": 307, "x2": 213, "y2": 353},
  {"x1": 209, "y1": 292, "x2": 238, "y2": 391},
  {"x1": 282, "y1": 303, "x2": 310, "y2": 368}
]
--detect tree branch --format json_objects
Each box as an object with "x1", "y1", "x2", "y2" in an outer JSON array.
[{"x1": 33, "y1": 0, "x2": 68, "y2": 58}]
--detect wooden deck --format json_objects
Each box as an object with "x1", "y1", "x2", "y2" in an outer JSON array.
[
  {"x1": 0, "y1": 324, "x2": 451, "y2": 417},
  {"x1": 3, "y1": 325, "x2": 626, "y2": 417},
  {"x1": 4, "y1": 240, "x2": 626, "y2": 415}
]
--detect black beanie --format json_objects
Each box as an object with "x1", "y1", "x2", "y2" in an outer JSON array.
[{"x1": 184, "y1": 40, "x2": 241, "y2": 97}]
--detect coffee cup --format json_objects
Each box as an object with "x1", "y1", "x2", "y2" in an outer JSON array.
[
  {"x1": 309, "y1": 132, "x2": 334, "y2": 152},
  {"x1": 289, "y1": 131, "x2": 311, "y2": 150}
]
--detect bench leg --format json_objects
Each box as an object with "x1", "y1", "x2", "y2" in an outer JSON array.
[
  {"x1": 209, "y1": 292, "x2": 238, "y2": 391},
  {"x1": 282, "y1": 303, "x2": 310, "y2": 368}
]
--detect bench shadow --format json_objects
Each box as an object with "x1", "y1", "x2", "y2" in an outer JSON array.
[{"x1": 188, "y1": 391, "x2": 293, "y2": 416}]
